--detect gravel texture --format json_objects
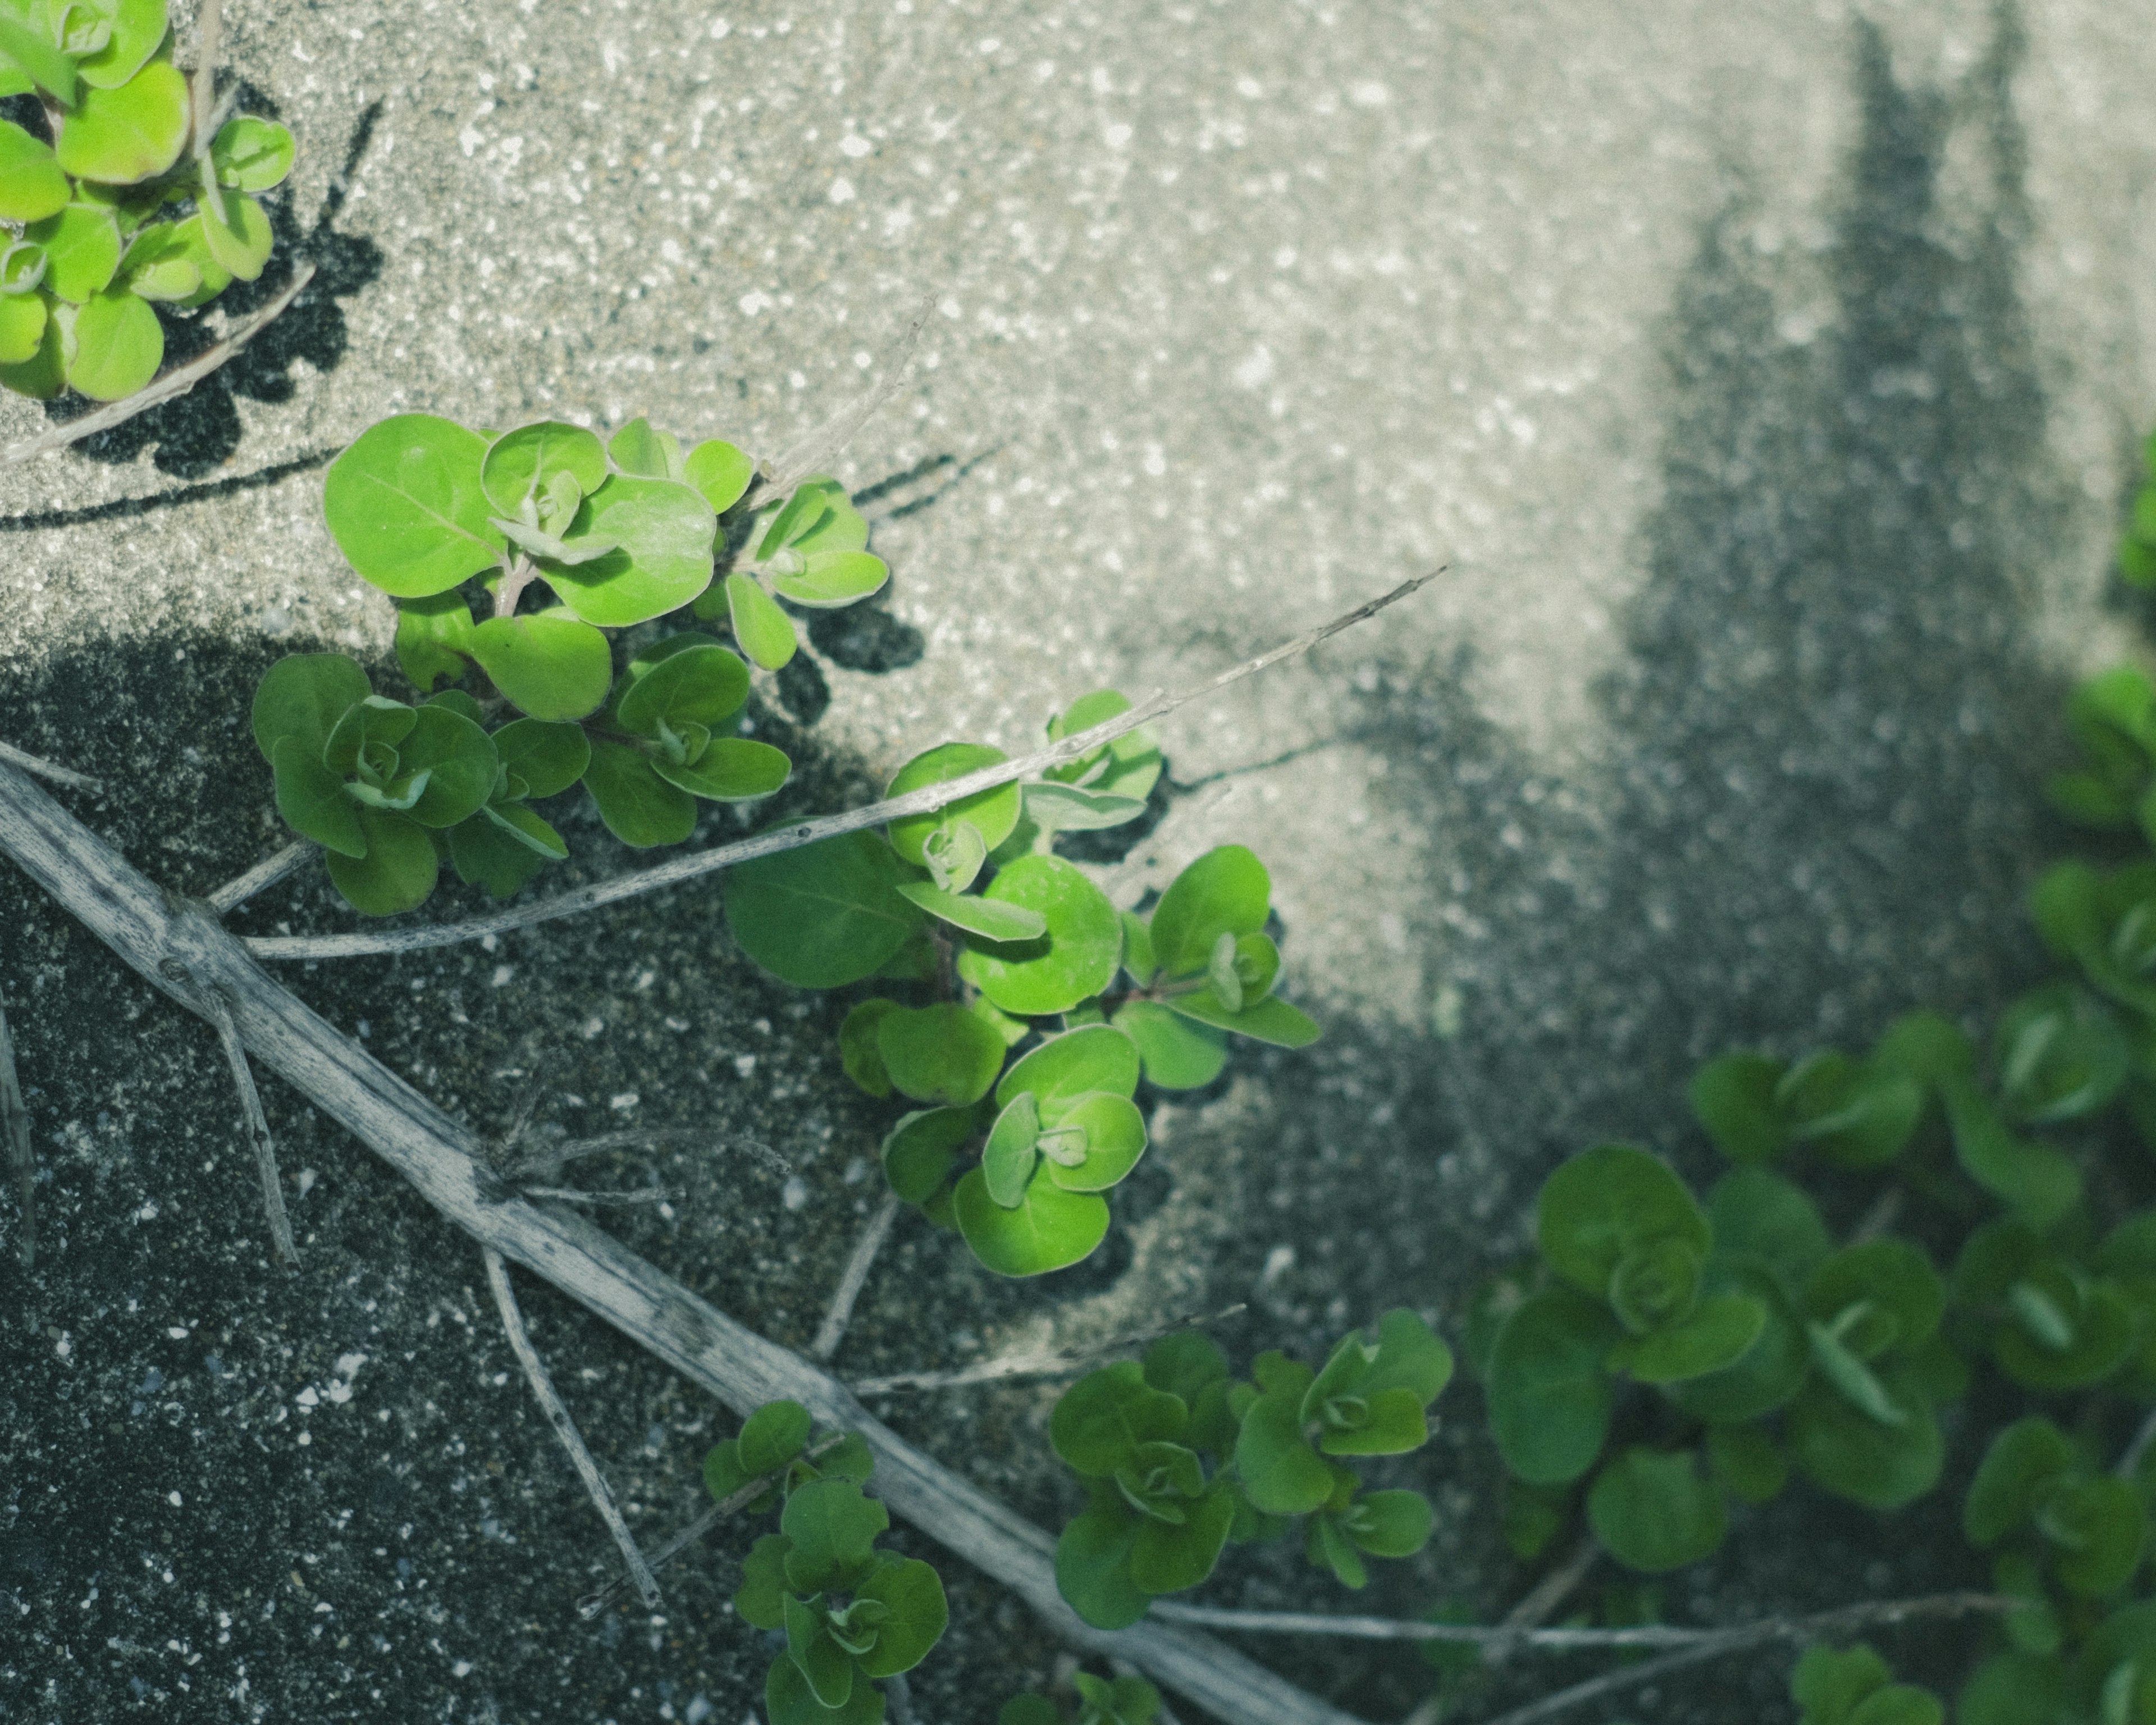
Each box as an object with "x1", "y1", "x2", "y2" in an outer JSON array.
[{"x1": 4, "y1": 0, "x2": 2156, "y2": 1721}]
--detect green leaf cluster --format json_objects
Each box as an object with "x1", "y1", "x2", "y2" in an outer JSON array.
[
  {"x1": 998, "y1": 1672, "x2": 1162, "y2": 1725},
  {"x1": 1, "y1": 0, "x2": 291, "y2": 400},
  {"x1": 717, "y1": 1406, "x2": 946, "y2": 1725},
  {"x1": 1479, "y1": 1145, "x2": 1965, "y2": 1572},
  {"x1": 1792, "y1": 1644, "x2": 1943, "y2": 1725},
  {"x1": 724, "y1": 697, "x2": 1315, "y2": 1276},
  {"x1": 1048, "y1": 1317, "x2": 1449, "y2": 1628}
]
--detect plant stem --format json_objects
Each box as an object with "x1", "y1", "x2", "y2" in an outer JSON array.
[
  {"x1": 812, "y1": 1192, "x2": 900, "y2": 1361},
  {"x1": 0, "y1": 740, "x2": 100, "y2": 792},
  {"x1": 244, "y1": 571, "x2": 1443, "y2": 962},
  {"x1": 483, "y1": 1244, "x2": 662, "y2": 1609},
  {"x1": 851, "y1": 1304, "x2": 1246, "y2": 1397},
  {"x1": 199, "y1": 983, "x2": 296, "y2": 1266},
  {"x1": 207, "y1": 838, "x2": 317, "y2": 915}
]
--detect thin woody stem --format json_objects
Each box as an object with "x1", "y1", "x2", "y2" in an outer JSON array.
[
  {"x1": 1, "y1": 987, "x2": 32, "y2": 1270},
  {"x1": 199, "y1": 984, "x2": 297, "y2": 1265},
  {"x1": 245, "y1": 572, "x2": 1442, "y2": 962},
  {"x1": 0, "y1": 740, "x2": 101, "y2": 793},
  {"x1": 745, "y1": 294, "x2": 934, "y2": 508},
  {"x1": 851, "y1": 1304, "x2": 1247, "y2": 1397},
  {"x1": 812, "y1": 1192, "x2": 900, "y2": 1361},
  {"x1": 207, "y1": 839, "x2": 317, "y2": 916},
  {"x1": 483, "y1": 1244, "x2": 662, "y2": 1609}
]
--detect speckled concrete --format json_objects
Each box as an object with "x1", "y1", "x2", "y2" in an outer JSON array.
[{"x1": 4, "y1": 0, "x2": 2156, "y2": 1721}]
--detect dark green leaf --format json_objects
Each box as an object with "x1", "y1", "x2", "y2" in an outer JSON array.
[
  {"x1": 1707, "y1": 1167, "x2": 1831, "y2": 1294},
  {"x1": 1127, "y1": 1484, "x2": 1234, "y2": 1594},
  {"x1": 252, "y1": 652, "x2": 371, "y2": 764},
  {"x1": 1143, "y1": 1333, "x2": 1230, "y2": 1408},
  {"x1": 1622, "y1": 1293, "x2": 1767, "y2": 1384},
  {"x1": 1535, "y1": 1143, "x2": 1710, "y2": 1303},
  {"x1": 582, "y1": 739, "x2": 695, "y2": 847},
  {"x1": 725, "y1": 831, "x2": 928, "y2": 989},
  {"x1": 447, "y1": 809, "x2": 556, "y2": 899},
  {"x1": 1345, "y1": 1489, "x2": 1433, "y2": 1558},
  {"x1": 396, "y1": 703, "x2": 497, "y2": 828},
  {"x1": 1052, "y1": 1361, "x2": 1189, "y2": 1476},
  {"x1": 782, "y1": 1592, "x2": 855, "y2": 1709},
  {"x1": 733, "y1": 1532, "x2": 792, "y2": 1629},
  {"x1": 1787, "y1": 1369, "x2": 1942, "y2": 1510},
  {"x1": 1054, "y1": 1498, "x2": 1148, "y2": 1630},
  {"x1": 1149, "y1": 846, "x2": 1270, "y2": 978},
  {"x1": 1586, "y1": 1447, "x2": 1727, "y2": 1573},
  {"x1": 491, "y1": 718, "x2": 589, "y2": 800},
  {"x1": 1792, "y1": 1643, "x2": 1893, "y2": 1725},
  {"x1": 1689, "y1": 1053, "x2": 1789, "y2": 1162},
  {"x1": 1942, "y1": 1073, "x2": 2082, "y2": 1226},
  {"x1": 880, "y1": 1106, "x2": 977, "y2": 1206},
  {"x1": 765, "y1": 1655, "x2": 884, "y2": 1725},
  {"x1": 1487, "y1": 1286, "x2": 1620, "y2": 1485},
  {"x1": 1113, "y1": 998, "x2": 1228, "y2": 1090},
  {"x1": 1235, "y1": 1361, "x2": 1333, "y2": 1515},
  {"x1": 270, "y1": 737, "x2": 366, "y2": 857},
  {"x1": 1664, "y1": 1263, "x2": 1810, "y2": 1422},
  {"x1": 841, "y1": 1000, "x2": 899, "y2": 1098},
  {"x1": 875, "y1": 1003, "x2": 1006, "y2": 1108},
  {"x1": 855, "y1": 1556, "x2": 948, "y2": 1677},
  {"x1": 1963, "y1": 1417, "x2": 2074, "y2": 1546},
  {"x1": 324, "y1": 807, "x2": 438, "y2": 916},
  {"x1": 1707, "y1": 1422, "x2": 1788, "y2": 1504},
  {"x1": 780, "y1": 1478, "x2": 888, "y2": 1595}
]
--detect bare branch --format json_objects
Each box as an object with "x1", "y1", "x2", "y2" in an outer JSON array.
[
  {"x1": 499, "y1": 1126, "x2": 785, "y2": 1183},
  {"x1": 747, "y1": 294, "x2": 934, "y2": 506},
  {"x1": 189, "y1": 0, "x2": 223, "y2": 157},
  {"x1": 1, "y1": 988, "x2": 33, "y2": 1270},
  {"x1": 575, "y1": 1432, "x2": 847, "y2": 1620},
  {"x1": 207, "y1": 839, "x2": 317, "y2": 916},
  {"x1": 198, "y1": 984, "x2": 296, "y2": 1266},
  {"x1": 884, "y1": 1672, "x2": 920, "y2": 1725},
  {"x1": 1469, "y1": 1639, "x2": 1742, "y2": 1725},
  {"x1": 246, "y1": 572, "x2": 1443, "y2": 964},
  {"x1": 520, "y1": 1185, "x2": 682, "y2": 1208},
  {"x1": 483, "y1": 1245, "x2": 662, "y2": 1609},
  {"x1": 2, "y1": 263, "x2": 317, "y2": 468},
  {"x1": 813, "y1": 1192, "x2": 899, "y2": 1361},
  {"x1": 0, "y1": 757, "x2": 1358, "y2": 1725},
  {"x1": 0, "y1": 740, "x2": 101, "y2": 793},
  {"x1": 852, "y1": 1305, "x2": 1248, "y2": 1397}
]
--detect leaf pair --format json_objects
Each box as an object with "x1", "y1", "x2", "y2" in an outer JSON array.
[
  {"x1": 701, "y1": 1399, "x2": 873, "y2": 1518},
  {"x1": 1952, "y1": 1218, "x2": 2141, "y2": 1394},
  {"x1": 999, "y1": 1672, "x2": 1162, "y2": 1725},
  {"x1": 1792, "y1": 1644, "x2": 1943, "y2": 1725},
  {"x1": 697, "y1": 475, "x2": 887, "y2": 670},
  {"x1": 1689, "y1": 1042, "x2": 1922, "y2": 1171},
  {"x1": 252, "y1": 655, "x2": 497, "y2": 915}
]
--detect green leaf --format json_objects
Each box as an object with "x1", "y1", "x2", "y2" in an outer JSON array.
[
  {"x1": 953, "y1": 1161, "x2": 1109, "y2": 1276},
  {"x1": 615, "y1": 641, "x2": 750, "y2": 735},
  {"x1": 271, "y1": 737, "x2": 367, "y2": 857},
  {"x1": 840, "y1": 1000, "x2": 899, "y2": 1098},
  {"x1": 765, "y1": 1654, "x2": 883, "y2": 1725},
  {"x1": 0, "y1": 287, "x2": 45, "y2": 365},
  {"x1": 1780, "y1": 1054, "x2": 1923, "y2": 1169},
  {"x1": 956, "y1": 855, "x2": 1123, "y2": 1016},
  {"x1": 1586, "y1": 1447, "x2": 1727, "y2": 1573},
  {"x1": 1941, "y1": 1075, "x2": 2084, "y2": 1225},
  {"x1": 999, "y1": 1698, "x2": 1062, "y2": 1725},
  {"x1": 392, "y1": 594, "x2": 477, "y2": 692},
  {"x1": 1807, "y1": 1239, "x2": 1945, "y2": 1353},
  {"x1": 874, "y1": 1003, "x2": 1006, "y2": 1108},
  {"x1": 1143, "y1": 1333, "x2": 1230, "y2": 1409},
  {"x1": 1052, "y1": 1361, "x2": 1189, "y2": 1476},
  {"x1": 654, "y1": 737, "x2": 792, "y2": 802},
  {"x1": 998, "y1": 1024, "x2": 1142, "y2": 1112},
  {"x1": 1621, "y1": 1292, "x2": 1767, "y2": 1384},
  {"x1": 1706, "y1": 1167, "x2": 1830, "y2": 1294},
  {"x1": 738, "y1": 1400, "x2": 814, "y2": 1475},
  {"x1": 780, "y1": 1478, "x2": 888, "y2": 1594},
  {"x1": 27, "y1": 204, "x2": 119, "y2": 302},
  {"x1": 1046, "y1": 689, "x2": 1163, "y2": 802},
  {"x1": 2047, "y1": 1476, "x2": 2146, "y2": 1598},
  {"x1": 1345, "y1": 1489, "x2": 1434, "y2": 1557},
  {"x1": 394, "y1": 703, "x2": 497, "y2": 828},
  {"x1": 1129, "y1": 1482, "x2": 1235, "y2": 1594},
  {"x1": 732, "y1": 1532, "x2": 792, "y2": 1629},
  {"x1": 491, "y1": 718, "x2": 589, "y2": 800},
  {"x1": 1707, "y1": 1422, "x2": 1788, "y2": 1504},
  {"x1": 1536, "y1": 1143, "x2": 1710, "y2": 1303},
  {"x1": 725, "y1": 571, "x2": 797, "y2": 670},
  {"x1": 1487, "y1": 1286, "x2": 1620, "y2": 1485},
  {"x1": 1995, "y1": 1276, "x2": 2137, "y2": 1393},
  {"x1": 0, "y1": 122, "x2": 68, "y2": 222},
  {"x1": 325, "y1": 415, "x2": 505, "y2": 599},
  {"x1": 68, "y1": 0, "x2": 167, "y2": 89},
  {"x1": 1307, "y1": 1512, "x2": 1368, "y2": 1590},
  {"x1": 1113, "y1": 998, "x2": 1228, "y2": 1090},
  {"x1": 684, "y1": 437, "x2": 753, "y2": 513},
  {"x1": 1041, "y1": 1093, "x2": 1147, "y2": 1193},
  {"x1": 782, "y1": 1592, "x2": 855, "y2": 1709},
  {"x1": 0, "y1": 13, "x2": 77, "y2": 105},
  {"x1": 447, "y1": 809, "x2": 556, "y2": 898},
  {"x1": 1994, "y1": 984, "x2": 2128, "y2": 1125},
  {"x1": 1787, "y1": 1368, "x2": 1942, "y2": 1509},
  {"x1": 1664, "y1": 1264, "x2": 1809, "y2": 1422},
  {"x1": 1953, "y1": 1654, "x2": 2068, "y2": 1725},
  {"x1": 855, "y1": 1557, "x2": 948, "y2": 1677},
  {"x1": 0, "y1": 293, "x2": 63, "y2": 396},
  {"x1": 1606, "y1": 1234, "x2": 1703, "y2": 1335},
  {"x1": 204, "y1": 115, "x2": 293, "y2": 198},
  {"x1": 545, "y1": 474, "x2": 717, "y2": 626},
  {"x1": 252, "y1": 652, "x2": 371, "y2": 763},
  {"x1": 65, "y1": 282, "x2": 162, "y2": 401},
  {"x1": 1054, "y1": 1498, "x2": 1149, "y2": 1630},
  {"x1": 1792, "y1": 1643, "x2": 1893, "y2": 1725},
  {"x1": 55, "y1": 58, "x2": 186, "y2": 183},
  {"x1": 1024, "y1": 780, "x2": 1150, "y2": 833},
  {"x1": 1161, "y1": 988, "x2": 1321, "y2": 1048},
  {"x1": 725, "y1": 831, "x2": 928, "y2": 989},
  {"x1": 1149, "y1": 846, "x2": 1270, "y2": 978},
  {"x1": 324, "y1": 807, "x2": 438, "y2": 916},
  {"x1": 468, "y1": 610, "x2": 611, "y2": 720},
  {"x1": 880, "y1": 1106, "x2": 976, "y2": 1206},
  {"x1": 481, "y1": 421, "x2": 607, "y2": 518},
  {"x1": 1235, "y1": 1357, "x2": 1333, "y2": 1514},
  {"x1": 773, "y1": 549, "x2": 889, "y2": 609},
  {"x1": 886, "y1": 743, "x2": 1024, "y2": 874},
  {"x1": 582, "y1": 739, "x2": 694, "y2": 848},
  {"x1": 1689, "y1": 1053, "x2": 1788, "y2": 1162},
  {"x1": 893, "y1": 880, "x2": 1048, "y2": 943},
  {"x1": 980, "y1": 1091, "x2": 1040, "y2": 1207},
  {"x1": 607, "y1": 416, "x2": 683, "y2": 479}
]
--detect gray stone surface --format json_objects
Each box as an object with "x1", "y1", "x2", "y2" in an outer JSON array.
[{"x1": 5, "y1": 0, "x2": 2156, "y2": 1721}]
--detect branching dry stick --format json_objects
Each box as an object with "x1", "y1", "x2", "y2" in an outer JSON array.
[
  {"x1": 197, "y1": 983, "x2": 296, "y2": 1265},
  {"x1": 1, "y1": 986, "x2": 33, "y2": 1270},
  {"x1": 0, "y1": 740, "x2": 101, "y2": 793},
  {"x1": 575, "y1": 1431, "x2": 848, "y2": 1619},
  {"x1": 207, "y1": 838, "x2": 317, "y2": 916},
  {"x1": 248, "y1": 572, "x2": 1442, "y2": 964},
  {"x1": 852, "y1": 1304, "x2": 1248, "y2": 1397},
  {"x1": 482, "y1": 1244, "x2": 663, "y2": 1609},
  {"x1": 0, "y1": 760, "x2": 1362, "y2": 1725},
  {"x1": 1, "y1": 262, "x2": 318, "y2": 468},
  {"x1": 1153, "y1": 1590, "x2": 2009, "y2": 1654},
  {"x1": 813, "y1": 1191, "x2": 900, "y2": 1361}
]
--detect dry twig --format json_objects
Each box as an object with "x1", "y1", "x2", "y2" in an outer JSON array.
[
  {"x1": 1, "y1": 987, "x2": 32, "y2": 1270},
  {"x1": 748, "y1": 294, "x2": 934, "y2": 505},
  {"x1": 483, "y1": 1245, "x2": 662, "y2": 1609},
  {"x1": 499, "y1": 1125, "x2": 783, "y2": 1183},
  {"x1": 0, "y1": 740, "x2": 100, "y2": 793},
  {"x1": 207, "y1": 839, "x2": 317, "y2": 916},
  {"x1": 245, "y1": 572, "x2": 1441, "y2": 963},
  {"x1": 197, "y1": 983, "x2": 296, "y2": 1265},
  {"x1": 813, "y1": 1192, "x2": 900, "y2": 1361},
  {"x1": 852, "y1": 1305, "x2": 1247, "y2": 1397}
]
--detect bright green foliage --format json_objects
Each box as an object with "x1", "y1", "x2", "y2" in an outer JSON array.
[
  {"x1": 714, "y1": 1409, "x2": 945, "y2": 1725},
  {"x1": 999, "y1": 1672, "x2": 1162, "y2": 1725},
  {"x1": 0, "y1": 4, "x2": 290, "y2": 401},
  {"x1": 1049, "y1": 1320, "x2": 1444, "y2": 1628},
  {"x1": 1791, "y1": 1644, "x2": 1943, "y2": 1725}
]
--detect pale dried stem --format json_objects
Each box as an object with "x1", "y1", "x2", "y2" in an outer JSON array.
[
  {"x1": 190, "y1": 0, "x2": 223, "y2": 156},
  {"x1": 520, "y1": 1185, "x2": 680, "y2": 1208},
  {"x1": 499, "y1": 1126, "x2": 784, "y2": 1181},
  {"x1": 1, "y1": 988, "x2": 32, "y2": 1270},
  {"x1": 1, "y1": 263, "x2": 317, "y2": 468},
  {"x1": 0, "y1": 741, "x2": 100, "y2": 793},
  {"x1": 747, "y1": 294, "x2": 934, "y2": 506},
  {"x1": 246, "y1": 572, "x2": 1442, "y2": 963},
  {"x1": 883, "y1": 1673, "x2": 919, "y2": 1725},
  {"x1": 575, "y1": 1431, "x2": 846, "y2": 1620},
  {"x1": 483, "y1": 1244, "x2": 663, "y2": 1609},
  {"x1": 207, "y1": 839, "x2": 317, "y2": 916},
  {"x1": 813, "y1": 1192, "x2": 899, "y2": 1361},
  {"x1": 0, "y1": 761, "x2": 1354, "y2": 1725},
  {"x1": 199, "y1": 984, "x2": 296, "y2": 1265},
  {"x1": 852, "y1": 1305, "x2": 1247, "y2": 1397}
]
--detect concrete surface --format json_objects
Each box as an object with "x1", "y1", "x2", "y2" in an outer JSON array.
[{"x1": 4, "y1": 0, "x2": 2156, "y2": 1720}]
